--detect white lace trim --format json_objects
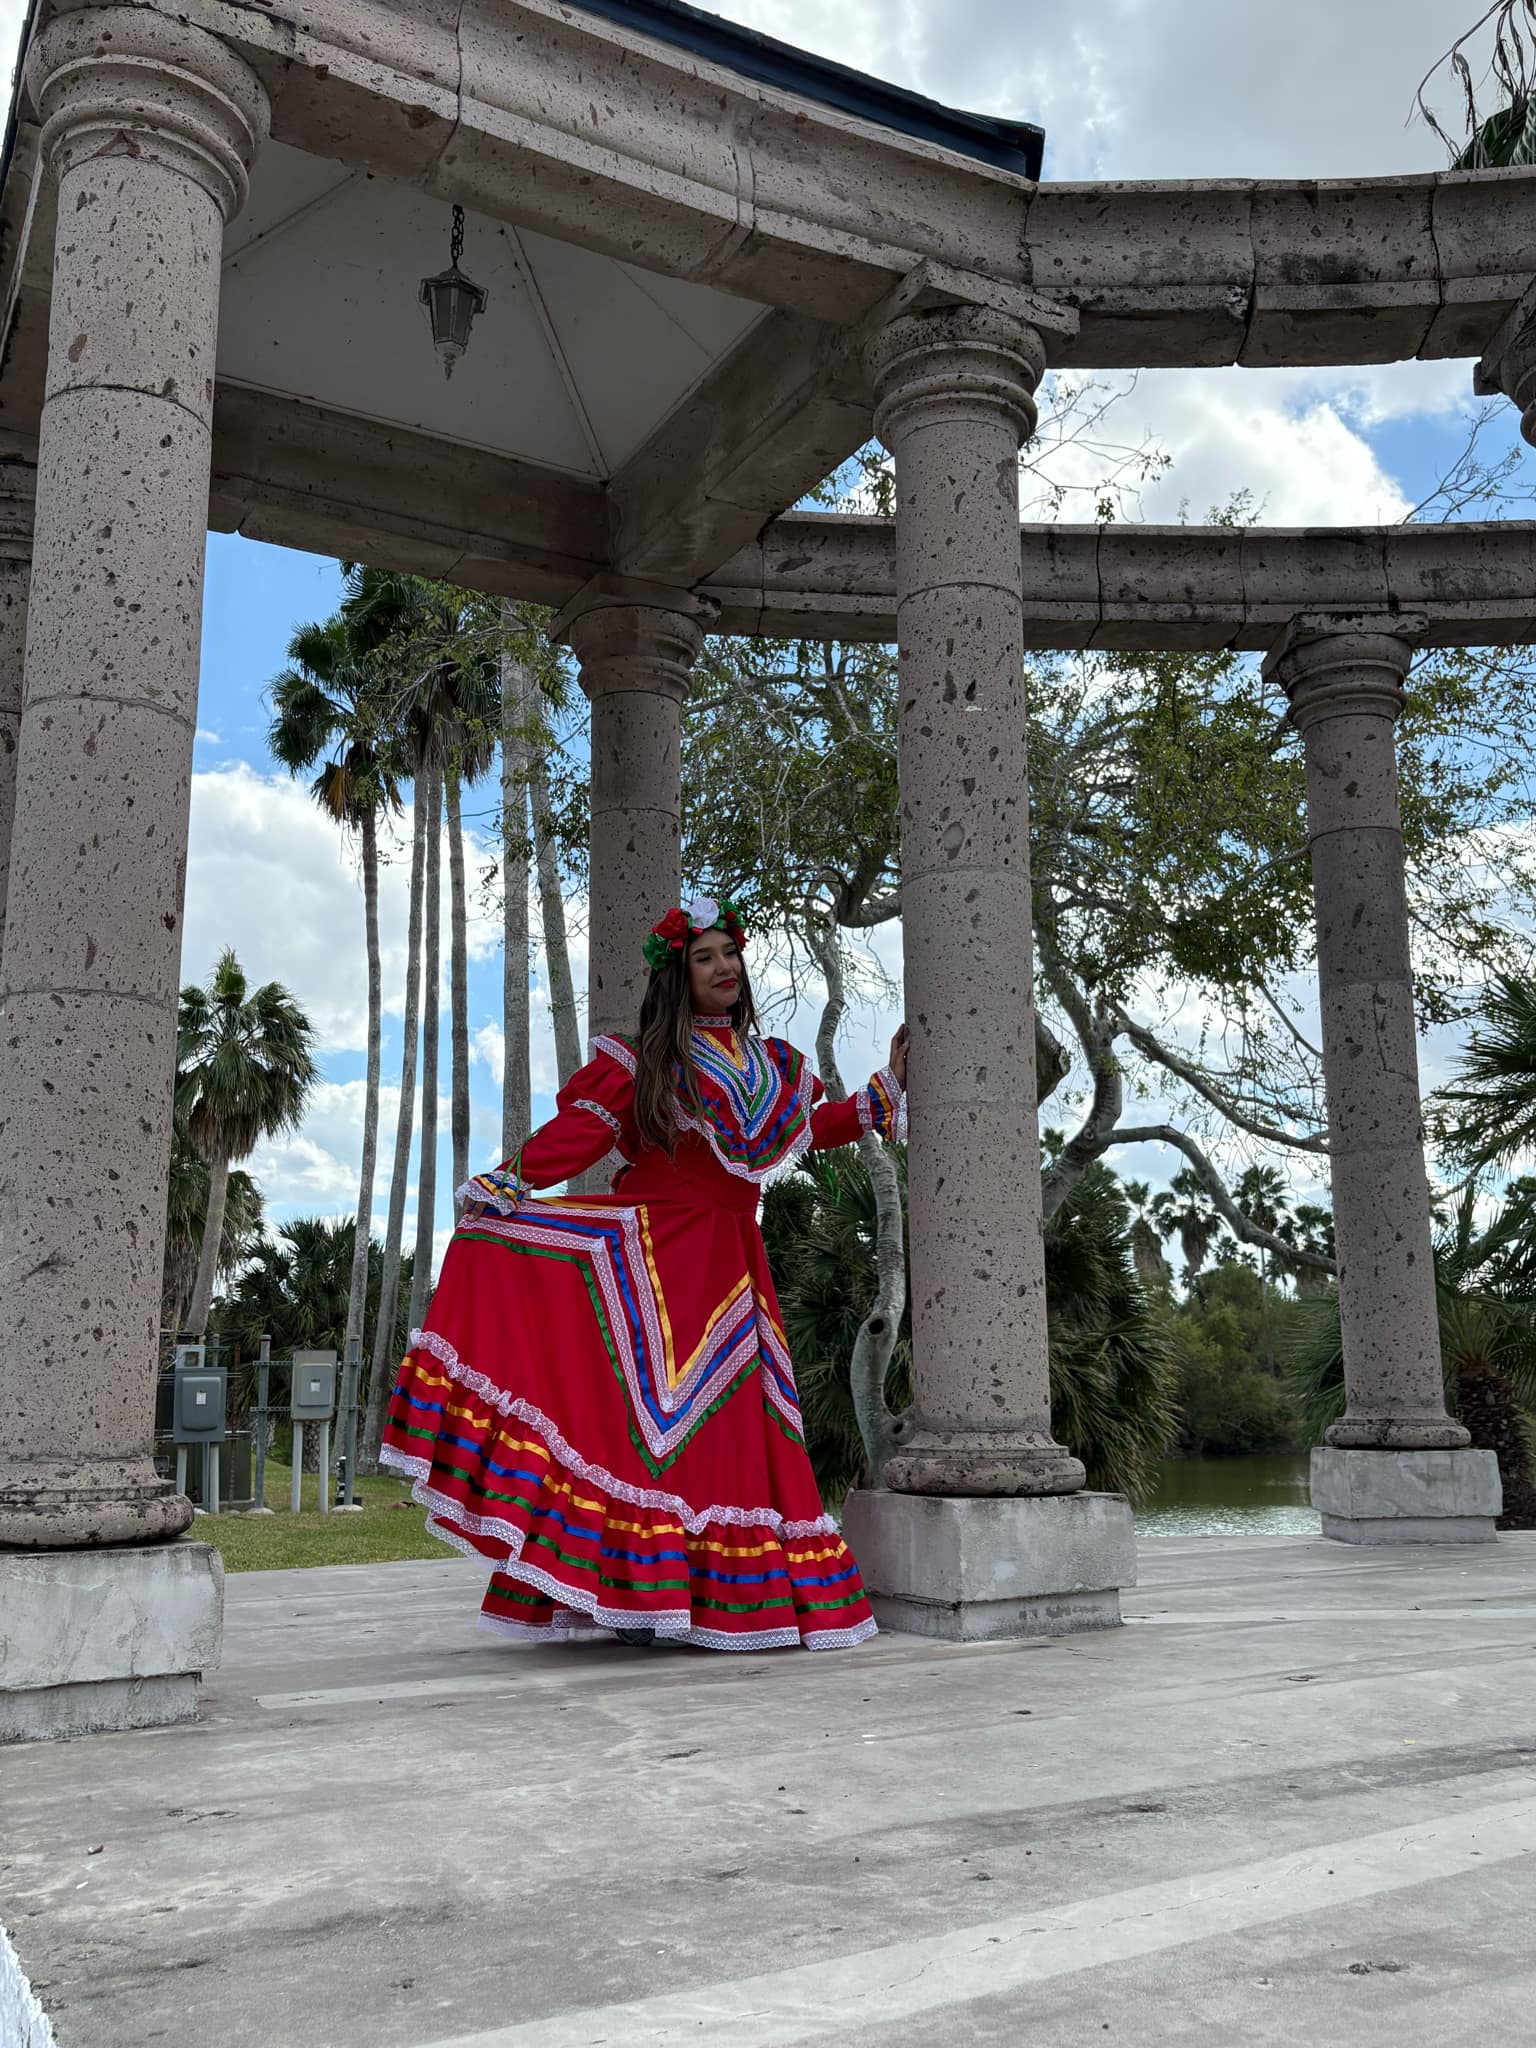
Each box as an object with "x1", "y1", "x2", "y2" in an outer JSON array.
[
  {"x1": 593, "y1": 1033, "x2": 637, "y2": 1076},
  {"x1": 404, "y1": 1327, "x2": 838, "y2": 1538},
  {"x1": 856, "y1": 1065, "x2": 909, "y2": 1144},
  {"x1": 456, "y1": 1170, "x2": 527, "y2": 1216},
  {"x1": 383, "y1": 1454, "x2": 874, "y2": 1652},
  {"x1": 573, "y1": 1098, "x2": 623, "y2": 1141}
]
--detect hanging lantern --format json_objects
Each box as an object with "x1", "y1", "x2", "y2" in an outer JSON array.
[{"x1": 419, "y1": 204, "x2": 487, "y2": 380}]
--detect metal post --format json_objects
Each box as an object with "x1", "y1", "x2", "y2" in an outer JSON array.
[
  {"x1": 252, "y1": 1334, "x2": 272, "y2": 1513},
  {"x1": 316, "y1": 1418, "x2": 332, "y2": 1516},
  {"x1": 291, "y1": 1422, "x2": 304, "y2": 1513},
  {"x1": 205, "y1": 1441, "x2": 221, "y2": 1516},
  {"x1": 175, "y1": 1445, "x2": 188, "y2": 1497},
  {"x1": 338, "y1": 1335, "x2": 363, "y2": 1511}
]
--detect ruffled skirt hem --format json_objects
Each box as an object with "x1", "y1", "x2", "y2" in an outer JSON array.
[{"x1": 382, "y1": 1347, "x2": 877, "y2": 1654}]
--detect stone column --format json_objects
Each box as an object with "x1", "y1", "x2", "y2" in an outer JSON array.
[
  {"x1": 0, "y1": 9, "x2": 268, "y2": 1732},
  {"x1": 0, "y1": 459, "x2": 35, "y2": 962},
  {"x1": 1264, "y1": 615, "x2": 1499, "y2": 1543},
  {"x1": 841, "y1": 300, "x2": 1134, "y2": 1639},
  {"x1": 566, "y1": 603, "x2": 704, "y2": 1044}
]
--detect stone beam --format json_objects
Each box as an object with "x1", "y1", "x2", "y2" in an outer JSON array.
[
  {"x1": 206, "y1": 387, "x2": 609, "y2": 601},
  {"x1": 80, "y1": 0, "x2": 1536, "y2": 370},
  {"x1": 605, "y1": 309, "x2": 869, "y2": 587},
  {"x1": 707, "y1": 515, "x2": 1536, "y2": 648}
]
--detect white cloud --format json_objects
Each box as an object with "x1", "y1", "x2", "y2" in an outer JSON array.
[
  {"x1": 717, "y1": 0, "x2": 1470, "y2": 181},
  {"x1": 195, "y1": 727, "x2": 223, "y2": 745},
  {"x1": 182, "y1": 763, "x2": 503, "y2": 1053}
]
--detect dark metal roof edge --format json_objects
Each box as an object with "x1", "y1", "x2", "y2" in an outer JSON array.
[{"x1": 564, "y1": 0, "x2": 1045, "y2": 181}]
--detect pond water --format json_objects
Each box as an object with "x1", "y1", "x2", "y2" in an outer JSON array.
[{"x1": 1137, "y1": 1452, "x2": 1319, "y2": 1537}]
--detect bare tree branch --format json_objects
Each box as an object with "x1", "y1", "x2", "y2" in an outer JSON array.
[
  {"x1": 1114, "y1": 1011, "x2": 1330, "y2": 1153},
  {"x1": 1111, "y1": 1123, "x2": 1336, "y2": 1273}
]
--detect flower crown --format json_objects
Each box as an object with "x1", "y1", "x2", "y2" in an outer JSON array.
[{"x1": 643, "y1": 894, "x2": 746, "y2": 973}]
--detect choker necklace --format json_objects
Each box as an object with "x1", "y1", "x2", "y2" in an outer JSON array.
[{"x1": 693, "y1": 1012, "x2": 734, "y2": 1029}]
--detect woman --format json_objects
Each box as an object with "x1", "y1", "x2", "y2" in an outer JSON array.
[{"x1": 381, "y1": 895, "x2": 908, "y2": 1652}]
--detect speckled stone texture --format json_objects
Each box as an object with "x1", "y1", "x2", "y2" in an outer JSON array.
[
  {"x1": 1265, "y1": 616, "x2": 1468, "y2": 1466},
  {"x1": 866, "y1": 305, "x2": 1083, "y2": 1498},
  {"x1": 0, "y1": 10, "x2": 268, "y2": 1548},
  {"x1": 0, "y1": 462, "x2": 34, "y2": 962},
  {"x1": 567, "y1": 602, "x2": 703, "y2": 1047}
]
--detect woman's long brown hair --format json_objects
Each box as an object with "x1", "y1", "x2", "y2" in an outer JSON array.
[{"x1": 631, "y1": 941, "x2": 759, "y2": 1155}]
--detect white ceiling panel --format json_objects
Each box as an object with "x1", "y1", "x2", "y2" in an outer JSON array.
[{"x1": 217, "y1": 143, "x2": 768, "y2": 482}]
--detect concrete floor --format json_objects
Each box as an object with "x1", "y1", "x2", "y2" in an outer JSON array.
[{"x1": 3, "y1": 1534, "x2": 1535, "y2": 2048}]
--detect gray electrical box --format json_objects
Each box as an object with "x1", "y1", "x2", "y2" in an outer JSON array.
[
  {"x1": 290, "y1": 1350, "x2": 337, "y2": 1420},
  {"x1": 173, "y1": 1368, "x2": 227, "y2": 1443}
]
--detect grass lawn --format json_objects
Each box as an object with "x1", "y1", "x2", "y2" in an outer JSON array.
[{"x1": 189, "y1": 1457, "x2": 451, "y2": 1573}]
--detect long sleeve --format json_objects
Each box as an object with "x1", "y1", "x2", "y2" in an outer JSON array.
[
  {"x1": 459, "y1": 1040, "x2": 636, "y2": 1213},
  {"x1": 807, "y1": 1065, "x2": 907, "y2": 1152}
]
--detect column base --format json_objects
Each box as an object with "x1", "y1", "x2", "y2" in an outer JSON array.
[
  {"x1": 1311, "y1": 1446, "x2": 1501, "y2": 1545},
  {"x1": 0, "y1": 1543, "x2": 222, "y2": 1744},
  {"x1": 883, "y1": 1430, "x2": 1086, "y2": 1497},
  {"x1": 843, "y1": 1488, "x2": 1135, "y2": 1641},
  {"x1": 0, "y1": 1453, "x2": 193, "y2": 1548}
]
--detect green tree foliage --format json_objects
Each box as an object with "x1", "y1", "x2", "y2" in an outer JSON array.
[
  {"x1": 1419, "y1": 4, "x2": 1536, "y2": 166},
  {"x1": 763, "y1": 1153, "x2": 1178, "y2": 1505},
  {"x1": 176, "y1": 950, "x2": 319, "y2": 1337},
  {"x1": 1165, "y1": 1266, "x2": 1299, "y2": 1456},
  {"x1": 681, "y1": 555, "x2": 1536, "y2": 1260},
  {"x1": 1434, "y1": 972, "x2": 1536, "y2": 1173},
  {"x1": 162, "y1": 1118, "x2": 264, "y2": 1335},
  {"x1": 213, "y1": 1217, "x2": 415, "y2": 1415}
]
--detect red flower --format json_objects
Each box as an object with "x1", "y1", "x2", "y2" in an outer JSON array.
[{"x1": 655, "y1": 907, "x2": 690, "y2": 946}]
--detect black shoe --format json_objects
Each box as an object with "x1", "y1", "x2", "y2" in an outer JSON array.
[{"x1": 613, "y1": 1626, "x2": 657, "y2": 1646}]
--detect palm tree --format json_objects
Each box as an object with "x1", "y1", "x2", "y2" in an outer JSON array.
[
  {"x1": 1152, "y1": 1169, "x2": 1223, "y2": 1289},
  {"x1": 361, "y1": 769, "x2": 428, "y2": 1471},
  {"x1": 267, "y1": 613, "x2": 402, "y2": 1400},
  {"x1": 343, "y1": 569, "x2": 499, "y2": 1221},
  {"x1": 176, "y1": 950, "x2": 318, "y2": 1337},
  {"x1": 1280, "y1": 1203, "x2": 1335, "y2": 1300},
  {"x1": 1437, "y1": 972, "x2": 1536, "y2": 1172},
  {"x1": 1122, "y1": 1179, "x2": 1172, "y2": 1292},
  {"x1": 163, "y1": 1116, "x2": 264, "y2": 1336},
  {"x1": 764, "y1": 1152, "x2": 1177, "y2": 1505},
  {"x1": 1420, "y1": 6, "x2": 1536, "y2": 166},
  {"x1": 500, "y1": 630, "x2": 534, "y2": 1153},
  {"x1": 214, "y1": 1217, "x2": 415, "y2": 1425}
]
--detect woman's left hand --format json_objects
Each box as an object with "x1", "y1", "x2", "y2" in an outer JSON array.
[{"x1": 889, "y1": 1023, "x2": 909, "y2": 1090}]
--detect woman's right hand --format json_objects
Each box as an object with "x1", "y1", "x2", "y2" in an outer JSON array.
[{"x1": 459, "y1": 1199, "x2": 489, "y2": 1225}]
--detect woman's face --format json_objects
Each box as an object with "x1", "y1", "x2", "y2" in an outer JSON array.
[{"x1": 687, "y1": 928, "x2": 742, "y2": 1013}]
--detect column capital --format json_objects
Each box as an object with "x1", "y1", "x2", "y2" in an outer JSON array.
[
  {"x1": 1263, "y1": 612, "x2": 1428, "y2": 732},
  {"x1": 26, "y1": 6, "x2": 270, "y2": 222},
  {"x1": 566, "y1": 601, "x2": 707, "y2": 702},
  {"x1": 1475, "y1": 275, "x2": 1536, "y2": 446},
  {"x1": 865, "y1": 303, "x2": 1047, "y2": 450}
]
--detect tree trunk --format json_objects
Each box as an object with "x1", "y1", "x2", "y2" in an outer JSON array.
[
  {"x1": 446, "y1": 766, "x2": 471, "y2": 1207},
  {"x1": 809, "y1": 924, "x2": 909, "y2": 1487},
  {"x1": 501, "y1": 640, "x2": 533, "y2": 1153},
  {"x1": 408, "y1": 764, "x2": 443, "y2": 1336},
  {"x1": 360, "y1": 772, "x2": 427, "y2": 1472},
  {"x1": 185, "y1": 1147, "x2": 231, "y2": 1339},
  {"x1": 529, "y1": 715, "x2": 581, "y2": 1087},
  {"x1": 1456, "y1": 1355, "x2": 1536, "y2": 1530},
  {"x1": 344, "y1": 805, "x2": 383, "y2": 1403}
]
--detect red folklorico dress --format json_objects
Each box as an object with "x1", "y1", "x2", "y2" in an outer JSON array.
[{"x1": 381, "y1": 1016, "x2": 905, "y2": 1651}]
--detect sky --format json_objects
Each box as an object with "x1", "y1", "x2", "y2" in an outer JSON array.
[{"x1": 0, "y1": 0, "x2": 1522, "y2": 1266}]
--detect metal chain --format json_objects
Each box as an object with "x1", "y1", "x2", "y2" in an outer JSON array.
[{"x1": 450, "y1": 204, "x2": 465, "y2": 266}]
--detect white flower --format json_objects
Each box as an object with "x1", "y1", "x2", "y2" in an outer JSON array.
[{"x1": 686, "y1": 894, "x2": 720, "y2": 930}]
